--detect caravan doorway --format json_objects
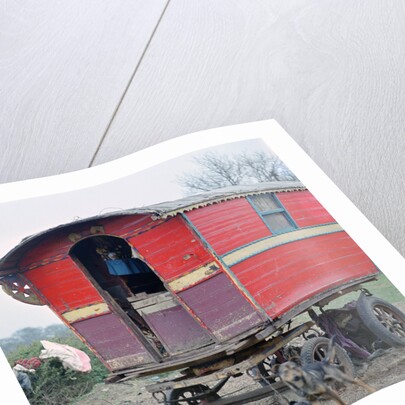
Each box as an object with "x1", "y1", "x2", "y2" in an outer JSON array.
[{"x1": 70, "y1": 235, "x2": 212, "y2": 355}]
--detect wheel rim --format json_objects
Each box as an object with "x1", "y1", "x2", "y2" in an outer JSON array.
[
  {"x1": 311, "y1": 343, "x2": 346, "y2": 369},
  {"x1": 312, "y1": 344, "x2": 327, "y2": 361},
  {"x1": 306, "y1": 340, "x2": 354, "y2": 388},
  {"x1": 373, "y1": 304, "x2": 405, "y2": 339}
]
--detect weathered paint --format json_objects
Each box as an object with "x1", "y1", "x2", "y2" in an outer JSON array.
[
  {"x1": 230, "y1": 232, "x2": 378, "y2": 318},
  {"x1": 0, "y1": 273, "x2": 45, "y2": 305},
  {"x1": 0, "y1": 185, "x2": 382, "y2": 373},
  {"x1": 19, "y1": 234, "x2": 71, "y2": 270},
  {"x1": 73, "y1": 313, "x2": 154, "y2": 368},
  {"x1": 181, "y1": 212, "x2": 268, "y2": 318},
  {"x1": 137, "y1": 298, "x2": 178, "y2": 314},
  {"x1": 139, "y1": 303, "x2": 213, "y2": 354},
  {"x1": 277, "y1": 190, "x2": 336, "y2": 227},
  {"x1": 23, "y1": 255, "x2": 158, "y2": 369},
  {"x1": 168, "y1": 261, "x2": 221, "y2": 292},
  {"x1": 130, "y1": 216, "x2": 264, "y2": 341},
  {"x1": 186, "y1": 198, "x2": 271, "y2": 255},
  {"x1": 106, "y1": 354, "x2": 153, "y2": 370},
  {"x1": 19, "y1": 215, "x2": 159, "y2": 271},
  {"x1": 24, "y1": 258, "x2": 104, "y2": 312},
  {"x1": 178, "y1": 273, "x2": 264, "y2": 341},
  {"x1": 61, "y1": 303, "x2": 110, "y2": 323},
  {"x1": 128, "y1": 216, "x2": 213, "y2": 281},
  {"x1": 100, "y1": 214, "x2": 164, "y2": 239},
  {"x1": 222, "y1": 223, "x2": 343, "y2": 266}
]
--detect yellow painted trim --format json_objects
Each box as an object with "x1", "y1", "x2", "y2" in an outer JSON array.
[
  {"x1": 168, "y1": 262, "x2": 220, "y2": 292},
  {"x1": 62, "y1": 303, "x2": 110, "y2": 323},
  {"x1": 223, "y1": 224, "x2": 343, "y2": 266}
]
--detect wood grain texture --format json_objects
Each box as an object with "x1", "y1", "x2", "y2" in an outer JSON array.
[
  {"x1": 230, "y1": 231, "x2": 378, "y2": 318},
  {"x1": 186, "y1": 198, "x2": 271, "y2": 255},
  {"x1": 2, "y1": 0, "x2": 405, "y2": 259},
  {"x1": 277, "y1": 190, "x2": 336, "y2": 227},
  {"x1": 92, "y1": 0, "x2": 405, "y2": 255},
  {"x1": 0, "y1": 0, "x2": 167, "y2": 182}
]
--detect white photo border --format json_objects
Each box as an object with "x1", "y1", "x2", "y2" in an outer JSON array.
[{"x1": 1, "y1": 119, "x2": 404, "y2": 404}]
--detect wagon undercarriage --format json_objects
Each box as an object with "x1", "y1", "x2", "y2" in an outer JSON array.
[
  {"x1": 116, "y1": 290, "x2": 405, "y2": 405},
  {"x1": 148, "y1": 322, "x2": 312, "y2": 405},
  {"x1": 106, "y1": 277, "x2": 376, "y2": 383}
]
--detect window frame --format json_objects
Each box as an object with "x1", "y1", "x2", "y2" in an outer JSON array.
[{"x1": 247, "y1": 193, "x2": 298, "y2": 235}]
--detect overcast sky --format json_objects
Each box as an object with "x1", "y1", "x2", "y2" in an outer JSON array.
[{"x1": 0, "y1": 139, "x2": 268, "y2": 338}]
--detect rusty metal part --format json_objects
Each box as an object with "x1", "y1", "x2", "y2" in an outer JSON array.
[
  {"x1": 315, "y1": 283, "x2": 373, "y2": 308},
  {"x1": 145, "y1": 321, "x2": 313, "y2": 393},
  {"x1": 191, "y1": 358, "x2": 235, "y2": 377}
]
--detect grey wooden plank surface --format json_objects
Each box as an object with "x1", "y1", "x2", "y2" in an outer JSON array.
[
  {"x1": 0, "y1": 0, "x2": 168, "y2": 182},
  {"x1": 2, "y1": 0, "x2": 405, "y2": 258},
  {"x1": 92, "y1": 0, "x2": 405, "y2": 255}
]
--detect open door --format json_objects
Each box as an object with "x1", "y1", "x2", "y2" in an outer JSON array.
[{"x1": 70, "y1": 236, "x2": 213, "y2": 356}]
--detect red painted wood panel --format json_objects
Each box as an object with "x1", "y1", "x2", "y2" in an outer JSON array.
[
  {"x1": 24, "y1": 258, "x2": 104, "y2": 312},
  {"x1": 20, "y1": 234, "x2": 71, "y2": 268},
  {"x1": 101, "y1": 214, "x2": 162, "y2": 237},
  {"x1": 178, "y1": 273, "x2": 264, "y2": 341},
  {"x1": 186, "y1": 198, "x2": 271, "y2": 255},
  {"x1": 73, "y1": 313, "x2": 153, "y2": 364},
  {"x1": 277, "y1": 190, "x2": 335, "y2": 227},
  {"x1": 231, "y1": 232, "x2": 378, "y2": 318},
  {"x1": 128, "y1": 217, "x2": 212, "y2": 281},
  {"x1": 20, "y1": 214, "x2": 158, "y2": 268},
  {"x1": 142, "y1": 305, "x2": 212, "y2": 353}
]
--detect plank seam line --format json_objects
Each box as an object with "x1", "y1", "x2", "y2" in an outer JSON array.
[{"x1": 88, "y1": 0, "x2": 172, "y2": 167}]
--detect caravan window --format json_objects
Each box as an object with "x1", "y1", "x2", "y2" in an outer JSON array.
[{"x1": 249, "y1": 193, "x2": 297, "y2": 234}]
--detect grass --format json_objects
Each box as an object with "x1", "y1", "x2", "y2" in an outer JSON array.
[
  {"x1": 326, "y1": 272, "x2": 405, "y2": 309},
  {"x1": 7, "y1": 335, "x2": 109, "y2": 405},
  {"x1": 290, "y1": 273, "x2": 405, "y2": 327}
]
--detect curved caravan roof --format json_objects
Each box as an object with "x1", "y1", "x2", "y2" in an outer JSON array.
[{"x1": 0, "y1": 181, "x2": 305, "y2": 276}]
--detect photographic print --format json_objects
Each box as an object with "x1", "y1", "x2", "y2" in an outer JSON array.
[{"x1": 1, "y1": 122, "x2": 405, "y2": 405}]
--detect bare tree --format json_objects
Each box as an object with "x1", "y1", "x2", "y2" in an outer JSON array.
[
  {"x1": 240, "y1": 151, "x2": 298, "y2": 182},
  {"x1": 178, "y1": 151, "x2": 297, "y2": 194}
]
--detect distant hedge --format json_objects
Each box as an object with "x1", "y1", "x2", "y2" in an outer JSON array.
[{"x1": 0, "y1": 324, "x2": 71, "y2": 355}]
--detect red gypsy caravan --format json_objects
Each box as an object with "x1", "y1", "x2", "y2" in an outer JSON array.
[{"x1": 1, "y1": 182, "x2": 405, "y2": 404}]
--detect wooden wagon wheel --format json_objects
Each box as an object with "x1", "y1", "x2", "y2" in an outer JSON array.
[{"x1": 0, "y1": 275, "x2": 44, "y2": 305}]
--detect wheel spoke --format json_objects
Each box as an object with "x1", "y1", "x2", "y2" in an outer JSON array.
[
  {"x1": 314, "y1": 346, "x2": 326, "y2": 361},
  {"x1": 392, "y1": 325, "x2": 405, "y2": 337},
  {"x1": 372, "y1": 304, "x2": 405, "y2": 339},
  {"x1": 301, "y1": 337, "x2": 354, "y2": 381}
]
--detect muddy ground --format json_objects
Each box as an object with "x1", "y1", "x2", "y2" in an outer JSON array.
[
  {"x1": 73, "y1": 347, "x2": 405, "y2": 405},
  {"x1": 74, "y1": 302, "x2": 405, "y2": 405}
]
